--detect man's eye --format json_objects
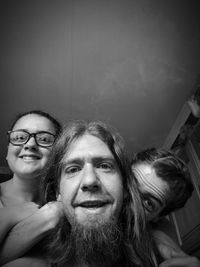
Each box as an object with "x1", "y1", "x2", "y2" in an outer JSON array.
[
  {"x1": 65, "y1": 166, "x2": 81, "y2": 175},
  {"x1": 98, "y1": 162, "x2": 114, "y2": 171}
]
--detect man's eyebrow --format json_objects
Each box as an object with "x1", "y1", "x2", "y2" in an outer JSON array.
[
  {"x1": 62, "y1": 156, "x2": 116, "y2": 166},
  {"x1": 92, "y1": 156, "x2": 116, "y2": 163},
  {"x1": 61, "y1": 158, "x2": 83, "y2": 169}
]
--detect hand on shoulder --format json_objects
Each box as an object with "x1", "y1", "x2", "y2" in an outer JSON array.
[{"x1": 36, "y1": 201, "x2": 64, "y2": 229}]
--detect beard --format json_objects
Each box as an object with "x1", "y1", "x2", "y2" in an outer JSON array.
[{"x1": 44, "y1": 216, "x2": 124, "y2": 266}]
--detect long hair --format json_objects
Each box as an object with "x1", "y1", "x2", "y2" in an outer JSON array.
[
  {"x1": 43, "y1": 121, "x2": 156, "y2": 267},
  {"x1": 131, "y1": 147, "x2": 194, "y2": 217}
]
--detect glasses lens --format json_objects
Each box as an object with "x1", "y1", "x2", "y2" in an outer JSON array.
[
  {"x1": 9, "y1": 131, "x2": 29, "y2": 145},
  {"x1": 36, "y1": 132, "x2": 55, "y2": 147}
]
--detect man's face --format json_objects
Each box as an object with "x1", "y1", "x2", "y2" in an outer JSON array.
[
  {"x1": 132, "y1": 163, "x2": 169, "y2": 222},
  {"x1": 58, "y1": 134, "x2": 124, "y2": 226}
]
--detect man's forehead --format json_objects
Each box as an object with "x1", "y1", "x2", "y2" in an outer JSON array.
[
  {"x1": 132, "y1": 163, "x2": 169, "y2": 202},
  {"x1": 63, "y1": 134, "x2": 115, "y2": 162}
]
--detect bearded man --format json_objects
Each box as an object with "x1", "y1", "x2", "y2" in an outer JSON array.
[{"x1": 41, "y1": 121, "x2": 156, "y2": 267}]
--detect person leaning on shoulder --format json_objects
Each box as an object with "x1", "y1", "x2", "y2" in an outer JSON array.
[{"x1": 131, "y1": 148, "x2": 200, "y2": 267}]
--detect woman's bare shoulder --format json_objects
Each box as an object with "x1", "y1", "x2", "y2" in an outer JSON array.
[
  {"x1": 0, "y1": 179, "x2": 12, "y2": 207},
  {"x1": 2, "y1": 257, "x2": 51, "y2": 267}
]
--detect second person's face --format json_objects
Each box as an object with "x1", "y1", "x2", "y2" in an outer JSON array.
[
  {"x1": 132, "y1": 163, "x2": 169, "y2": 222},
  {"x1": 6, "y1": 114, "x2": 56, "y2": 180},
  {"x1": 58, "y1": 134, "x2": 124, "y2": 227}
]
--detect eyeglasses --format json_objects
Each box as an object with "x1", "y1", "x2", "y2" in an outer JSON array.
[{"x1": 7, "y1": 130, "x2": 56, "y2": 148}]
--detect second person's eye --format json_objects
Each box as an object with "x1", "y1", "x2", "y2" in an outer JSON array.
[{"x1": 143, "y1": 199, "x2": 156, "y2": 213}]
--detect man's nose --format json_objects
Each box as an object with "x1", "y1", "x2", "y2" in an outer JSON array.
[{"x1": 80, "y1": 165, "x2": 100, "y2": 192}]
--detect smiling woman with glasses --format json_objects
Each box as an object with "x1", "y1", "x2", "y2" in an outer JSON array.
[
  {"x1": 0, "y1": 110, "x2": 63, "y2": 266},
  {"x1": 7, "y1": 130, "x2": 56, "y2": 147},
  {"x1": 1, "y1": 108, "x2": 61, "y2": 204}
]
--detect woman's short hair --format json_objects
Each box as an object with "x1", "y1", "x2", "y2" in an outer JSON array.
[{"x1": 10, "y1": 109, "x2": 62, "y2": 136}]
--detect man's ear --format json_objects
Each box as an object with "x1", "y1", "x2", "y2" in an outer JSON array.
[{"x1": 57, "y1": 193, "x2": 61, "y2": 201}]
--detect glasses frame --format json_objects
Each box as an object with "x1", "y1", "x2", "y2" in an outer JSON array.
[{"x1": 7, "y1": 130, "x2": 56, "y2": 148}]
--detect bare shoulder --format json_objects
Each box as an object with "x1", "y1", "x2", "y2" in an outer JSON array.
[
  {"x1": 2, "y1": 257, "x2": 51, "y2": 267},
  {"x1": 152, "y1": 217, "x2": 178, "y2": 242},
  {"x1": 0, "y1": 179, "x2": 12, "y2": 195},
  {"x1": 152, "y1": 218, "x2": 186, "y2": 260},
  {"x1": 0, "y1": 179, "x2": 13, "y2": 207}
]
